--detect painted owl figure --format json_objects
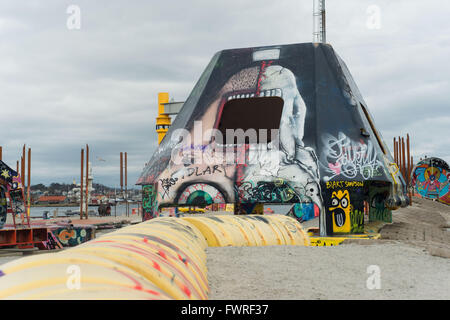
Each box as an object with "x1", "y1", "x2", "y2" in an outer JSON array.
[{"x1": 329, "y1": 190, "x2": 352, "y2": 233}]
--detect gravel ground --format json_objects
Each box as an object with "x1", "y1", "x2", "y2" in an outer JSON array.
[
  {"x1": 206, "y1": 197, "x2": 450, "y2": 300},
  {"x1": 206, "y1": 243, "x2": 450, "y2": 300}
]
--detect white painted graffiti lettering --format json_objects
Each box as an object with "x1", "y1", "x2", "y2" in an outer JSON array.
[{"x1": 322, "y1": 132, "x2": 383, "y2": 181}]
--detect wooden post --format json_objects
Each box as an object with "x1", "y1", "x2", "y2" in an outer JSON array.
[
  {"x1": 0, "y1": 146, "x2": 2, "y2": 161},
  {"x1": 394, "y1": 138, "x2": 397, "y2": 164},
  {"x1": 85, "y1": 144, "x2": 89, "y2": 219},
  {"x1": 401, "y1": 137, "x2": 406, "y2": 180},
  {"x1": 395, "y1": 138, "x2": 398, "y2": 166},
  {"x1": 21, "y1": 145, "x2": 26, "y2": 190},
  {"x1": 80, "y1": 148, "x2": 84, "y2": 220},
  {"x1": 27, "y1": 148, "x2": 31, "y2": 216},
  {"x1": 120, "y1": 152, "x2": 123, "y2": 215},
  {"x1": 16, "y1": 160, "x2": 19, "y2": 174},
  {"x1": 125, "y1": 152, "x2": 128, "y2": 217},
  {"x1": 397, "y1": 136, "x2": 402, "y2": 174},
  {"x1": 120, "y1": 152, "x2": 123, "y2": 191},
  {"x1": 406, "y1": 134, "x2": 411, "y2": 185},
  {"x1": 411, "y1": 156, "x2": 414, "y2": 196}
]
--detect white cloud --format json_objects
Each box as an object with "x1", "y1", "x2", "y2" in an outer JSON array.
[{"x1": 1, "y1": 0, "x2": 449, "y2": 186}]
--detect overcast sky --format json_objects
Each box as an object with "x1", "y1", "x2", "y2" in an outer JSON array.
[{"x1": 1, "y1": 0, "x2": 449, "y2": 187}]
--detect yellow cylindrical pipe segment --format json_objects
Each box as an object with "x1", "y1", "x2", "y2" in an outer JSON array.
[{"x1": 0, "y1": 214, "x2": 309, "y2": 299}]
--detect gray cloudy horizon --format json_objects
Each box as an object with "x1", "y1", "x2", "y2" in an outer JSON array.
[{"x1": 1, "y1": 0, "x2": 449, "y2": 188}]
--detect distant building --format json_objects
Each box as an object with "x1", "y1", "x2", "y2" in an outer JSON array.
[{"x1": 37, "y1": 195, "x2": 68, "y2": 205}]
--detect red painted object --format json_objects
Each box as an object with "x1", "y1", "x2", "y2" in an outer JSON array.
[{"x1": 0, "y1": 227, "x2": 48, "y2": 249}]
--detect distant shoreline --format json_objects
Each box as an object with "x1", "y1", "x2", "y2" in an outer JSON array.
[
  {"x1": 31, "y1": 203, "x2": 99, "y2": 207},
  {"x1": 30, "y1": 202, "x2": 139, "y2": 207}
]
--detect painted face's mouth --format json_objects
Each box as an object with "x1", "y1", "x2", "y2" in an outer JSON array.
[
  {"x1": 226, "y1": 88, "x2": 283, "y2": 101},
  {"x1": 332, "y1": 208, "x2": 346, "y2": 227}
]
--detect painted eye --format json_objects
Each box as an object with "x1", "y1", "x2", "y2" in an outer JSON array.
[
  {"x1": 341, "y1": 198, "x2": 348, "y2": 208},
  {"x1": 331, "y1": 198, "x2": 338, "y2": 206}
]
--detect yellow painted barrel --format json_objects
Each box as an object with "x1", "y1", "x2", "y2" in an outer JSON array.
[
  {"x1": 0, "y1": 256, "x2": 171, "y2": 300},
  {"x1": 96, "y1": 232, "x2": 208, "y2": 293},
  {"x1": 0, "y1": 214, "x2": 309, "y2": 300}
]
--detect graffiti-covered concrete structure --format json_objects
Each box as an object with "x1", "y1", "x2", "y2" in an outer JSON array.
[
  {"x1": 137, "y1": 42, "x2": 409, "y2": 236},
  {"x1": 412, "y1": 157, "x2": 450, "y2": 205}
]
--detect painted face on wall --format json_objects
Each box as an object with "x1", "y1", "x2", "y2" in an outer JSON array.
[
  {"x1": 425, "y1": 167, "x2": 440, "y2": 183},
  {"x1": 329, "y1": 190, "x2": 351, "y2": 233},
  {"x1": 154, "y1": 59, "x2": 322, "y2": 217}
]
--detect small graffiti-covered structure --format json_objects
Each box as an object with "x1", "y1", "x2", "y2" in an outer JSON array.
[
  {"x1": 137, "y1": 42, "x2": 409, "y2": 236},
  {"x1": 412, "y1": 157, "x2": 450, "y2": 205}
]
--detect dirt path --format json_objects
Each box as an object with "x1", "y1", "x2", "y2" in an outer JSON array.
[{"x1": 380, "y1": 196, "x2": 450, "y2": 258}]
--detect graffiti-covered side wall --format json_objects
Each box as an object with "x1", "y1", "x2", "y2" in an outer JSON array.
[{"x1": 137, "y1": 43, "x2": 409, "y2": 236}]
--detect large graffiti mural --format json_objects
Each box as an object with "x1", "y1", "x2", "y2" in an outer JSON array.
[
  {"x1": 412, "y1": 157, "x2": 450, "y2": 205},
  {"x1": 137, "y1": 43, "x2": 409, "y2": 235}
]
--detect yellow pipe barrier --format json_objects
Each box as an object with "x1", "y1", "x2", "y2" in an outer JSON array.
[
  {"x1": 0, "y1": 214, "x2": 309, "y2": 299},
  {"x1": 182, "y1": 215, "x2": 309, "y2": 247}
]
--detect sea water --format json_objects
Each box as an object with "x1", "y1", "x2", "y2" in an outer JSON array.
[{"x1": 29, "y1": 203, "x2": 140, "y2": 218}]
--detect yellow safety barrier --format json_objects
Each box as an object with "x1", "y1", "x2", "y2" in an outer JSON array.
[{"x1": 0, "y1": 214, "x2": 309, "y2": 299}]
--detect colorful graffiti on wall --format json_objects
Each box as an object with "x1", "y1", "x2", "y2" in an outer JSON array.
[
  {"x1": 53, "y1": 227, "x2": 95, "y2": 247},
  {"x1": 367, "y1": 182, "x2": 392, "y2": 223},
  {"x1": 412, "y1": 157, "x2": 450, "y2": 205},
  {"x1": 321, "y1": 132, "x2": 385, "y2": 181},
  {"x1": 137, "y1": 43, "x2": 409, "y2": 236},
  {"x1": 324, "y1": 180, "x2": 365, "y2": 234},
  {"x1": 287, "y1": 202, "x2": 319, "y2": 222},
  {"x1": 0, "y1": 186, "x2": 7, "y2": 228},
  {"x1": 142, "y1": 184, "x2": 158, "y2": 220}
]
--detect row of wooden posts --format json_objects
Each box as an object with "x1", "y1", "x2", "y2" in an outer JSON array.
[
  {"x1": 79, "y1": 147, "x2": 130, "y2": 219},
  {"x1": 393, "y1": 133, "x2": 414, "y2": 205},
  {"x1": 393, "y1": 134, "x2": 413, "y2": 186},
  {"x1": 2, "y1": 144, "x2": 131, "y2": 221}
]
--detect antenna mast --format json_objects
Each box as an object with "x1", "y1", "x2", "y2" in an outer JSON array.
[{"x1": 313, "y1": 0, "x2": 326, "y2": 43}]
